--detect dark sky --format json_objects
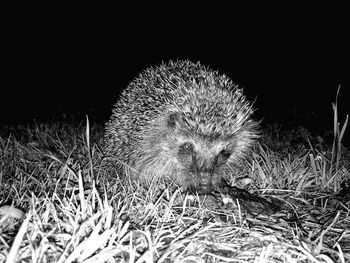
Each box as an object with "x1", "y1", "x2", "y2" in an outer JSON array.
[{"x1": 1, "y1": 6, "x2": 348, "y2": 144}]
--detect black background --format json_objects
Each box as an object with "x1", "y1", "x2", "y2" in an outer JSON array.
[{"x1": 1, "y1": 5, "x2": 349, "y2": 145}]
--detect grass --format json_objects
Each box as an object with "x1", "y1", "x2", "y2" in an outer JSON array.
[{"x1": 0, "y1": 102, "x2": 349, "y2": 262}]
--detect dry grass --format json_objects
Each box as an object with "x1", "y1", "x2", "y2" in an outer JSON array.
[{"x1": 0, "y1": 100, "x2": 349, "y2": 262}]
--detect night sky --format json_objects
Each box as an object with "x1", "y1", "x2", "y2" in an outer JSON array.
[{"x1": 2, "y1": 7, "x2": 349, "y2": 145}]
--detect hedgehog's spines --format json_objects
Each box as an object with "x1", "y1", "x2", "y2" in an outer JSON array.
[{"x1": 104, "y1": 59, "x2": 259, "y2": 191}]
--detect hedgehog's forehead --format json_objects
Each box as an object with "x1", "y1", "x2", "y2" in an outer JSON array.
[
  {"x1": 164, "y1": 75, "x2": 252, "y2": 137},
  {"x1": 173, "y1": 88, "x2": 244, "y2": 127},
  {"x1": 169, "y1": 101, "x2": 251, "y2": 138},
  {"x1": 181, "y1": 111, "x2": 240, "y2": 138},
  {"x1": 171, "y1": 76, "x2": 243, "y2": 107}
]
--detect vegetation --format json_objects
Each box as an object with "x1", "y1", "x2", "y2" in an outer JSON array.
[{"x1": 0, "y1": 102, "x2": 349, "y2": 262}]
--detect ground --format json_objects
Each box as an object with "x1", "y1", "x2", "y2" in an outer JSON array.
[{"x1": 0, "y1": 115, "x2": 349, "y2": 263}]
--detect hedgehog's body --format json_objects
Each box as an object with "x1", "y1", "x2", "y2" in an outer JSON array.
[{"x1": 104, "y1": 60, "x2": 258, "y2": 193}]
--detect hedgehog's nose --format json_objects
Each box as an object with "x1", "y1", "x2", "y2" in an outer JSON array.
[{"x1": 199, "y1": 172, "x2": 212, "y2": 186}]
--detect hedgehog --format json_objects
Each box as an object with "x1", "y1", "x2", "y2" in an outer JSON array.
[{"x1": 104, "y1": 60, "x2": 259, "y2": 193}]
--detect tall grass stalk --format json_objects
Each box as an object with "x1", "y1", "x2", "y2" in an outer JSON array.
[{"x1": 330, "y1": 85, "x2": 348, "y2": 174}]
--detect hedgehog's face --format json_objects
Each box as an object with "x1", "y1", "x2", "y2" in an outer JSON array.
[
  {"x1": 166, "y1": 112, "x2": 241, "y2": 193},
  {"x1": 174, "y1": 138, "x2": 234, "y2": 193},
  {"x1": 135, "y1": 111, "x2": 256, "y2": 193}
]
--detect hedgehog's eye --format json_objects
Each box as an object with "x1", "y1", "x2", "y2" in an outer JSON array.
[
  {"x1": 179, "y1": 142, "x2": 194, "y2": 154},
  {"x1": 218, "y1": 149, "x2": 231, "y2": 161}
]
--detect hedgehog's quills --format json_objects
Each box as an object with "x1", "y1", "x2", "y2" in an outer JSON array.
[{"x1": 104, "y1": 60, "x2": 259, "y2": 193}]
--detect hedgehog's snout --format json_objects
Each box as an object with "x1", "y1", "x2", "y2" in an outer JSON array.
[
  {"x1": 178, "y1": 141, "x2": 227, "y2": 192},
  {"x1": 197, "y1": 171, "x2": 212, "y2": 186}
]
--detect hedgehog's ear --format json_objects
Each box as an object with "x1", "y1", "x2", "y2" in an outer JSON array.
[{"x1": 167, "y1": 112, "x2": 180, "y2": 129}]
